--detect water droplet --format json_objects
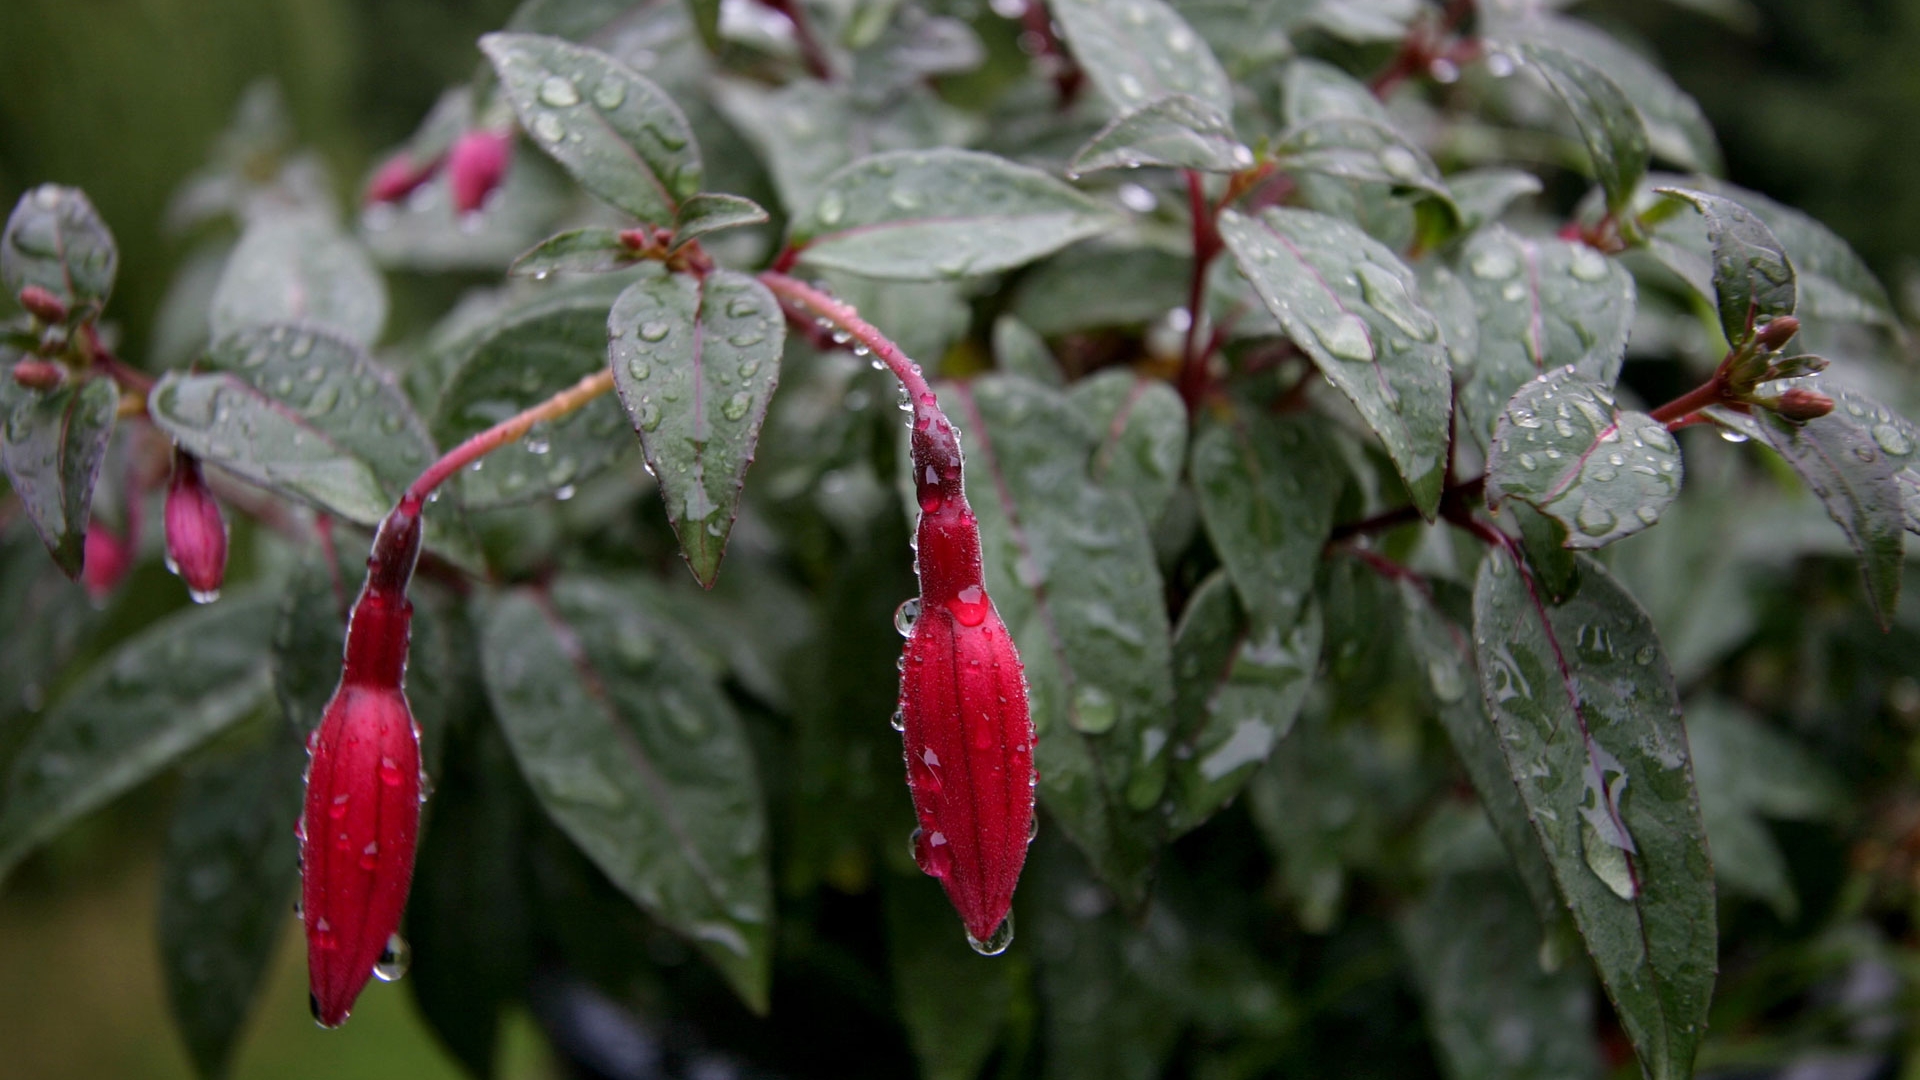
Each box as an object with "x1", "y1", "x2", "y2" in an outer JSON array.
[
  {"x1": 1873, "y1": 422, "x2": 1913, "y2": 457},
  {"x1": 890, "y1": 708, "x2": 906, "y2": 732},
  {"x1": 372, "y1": 933, "x2": 411, "y2": 982},
  {"x1": 948, "y1": 584, "x2": 987, "y2": 627},
  {"x1": 532, "y1": 113, "x2": 565, "y2": 143},
  {"x1": 1575, "y1": 499, "x2": 1616, "y2": 537},
  {"x1": 1314, "y1": 314, "x2": 1374, "y2": 362},
  {"x1": 1718, "y1": 428, "x2": 1749, "y2": 444},
  {"x1": 911, "y1": 827, "x2": 952, "y2": 877},
  {"x1": 894, "y1": 597, "x2": 922, "y2": 636},
  {"x1": 1378, "y1": 146, "x2": 1421, "y2": 181},
  {"x1": 592, "y1": 80, "x2": 626, "y2": 110},
  {"x1": 888, "y1": 186, "x2": 921, "y2": 211},
  {"x1": 1426, "y1": 657, "x2": 1466, "y2": 702},
  {"x1": 1069, "y1": 684, "x2": 1118, "y2": 733},
  {"x1": 638, "y1": 321, "x2": 670, "y2": 342},
  {"x1": 538, "y1": 75, "x2": 580, "y2": 107},
  {"x1": 721, "y1": 391, "x2": 751, "y2": 421},
  {"x1": 966, "y1": 914, "x2": 1015, "y2": 956},
  {"x1": 1115, "y1": 73, "x2": 1144, "y2": 99},
  {"x1": 1568, "y1": 246, "x2": 1609, "y2": 282},
  {"x1": 817, "y1": 191, "x2": 845, "y2": 226},
  {"x1": 379, "y1": 756, "x2": 403, "y2": 787},
  {"x1": 1470, "y1": 246, "x2": 1519, "y2": 280}
]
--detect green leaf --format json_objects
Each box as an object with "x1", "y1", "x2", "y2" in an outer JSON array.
[
  {"x1": 149, "y1": 325, "x2": 437, "y2": 527},
  {"x1": 1686, "y1": 697, "x2": 1843, "y2": 920},
  {"x1": 952, "y1": 375, "x2": 1174, "y2": 908},
  {"x1": 210, "y1": 211, "x2": 387, "y2": 345},
  {"x1": 1654, "y1": 187, "x2": 1795, "y2": 349},
  {"x1": 0, "y1": 594, "x2": 276, "y2": 883},
  {"x1": 1068, "y1": 94, "x2": 1252, "y2": 176},
  {"x1": 608, "y1": 268, "x2": 785, "y2": 587},
  {"x1": 1486, "y1": 367, "x2": 1683, "y2": 549},
  {"x1": 0, "y1": 377, "x2": 117, "y2": 578},
  {"x1": 508, "y1": 228, "x2": 636, "y2": 278},
  {"x1": 1445, "y1": 168, "x2": 1545, "y2": 235},
  {"x1": 1756, "y1": 400, "x2": 1905, "y2": 626},
  {"x1": 408, "y1": 714, "x2": 536, "y2": 1077},
  {"x1": 481, "y1": 578, "x2": 773, "y2": 1010},
  {"x1": 1511, "y1": 41, "x2": 1649, "y2": 216},
  {"x1": 1068, "y1": 369, "x2": 1187, "y2": 525},
  {"x1": 1492, "y1": 15, "x2": 1722, "y2": 174},
  {"x1": 1399, "y1": 870, "x2": 1602, "y2": 1080},
  {"x1": 504, "y1": 0, "x2": 635, "y2": 39},
  {"x1": 1455, "y1": 227, "x2": 1636, "y2": 450},
  {"x1": 1008, "y1": 244, "x2": 1189, "y2": 337},
  {"x1": 1397, "y1": 579, "x2": 1565, "y2": 937},
  {"x1": 481, "y1": 32, "x2": 703, "y2": 225},
  {"x1": 1272, "y1": 116, "x2": 1454, "y2": 211},
  {"x1": 1471, "y1": 550, "x2": 1715, "y2": 1080},
  {"x1": 1050, "y1": 0, "x2": 1233, "y2": 119},
  {"x1": 2, "y1": 185, "x2": 117, "y2": 320},
  {"x1": 991, "y1": 315, "x2": 1062, "y2": 386},
  {"x1": 431, "y1": 288, "x2": 630, "y2": 509},
  {"x1": 669, "y1": 192, "x2": 770, "y2": 251},
  {"x1": 884, "y1": 876, "x2": 1014, "y2": 1080},
  {"x1": 793, "y1": 150, "x2": 1112, "y2": 281},
  {"x1": 1190, "y1": 409, "x2": 1340, "y2": 630},
  {"x1": 1167, "y1": 572, "x2": 1320, "y2": 835},
  {"x1": 710, "y1": 79, "x2": 858, "y2": 217},
  {"x1": 1813, "y1": 389, "x2": 1920, "y2": 538},
  {"x1": 157, "y1": 723, "x2": 303, "y2": 1080},
  {"x1": 1218, "y1": 207, "x2": 1452, "y2": 516}
]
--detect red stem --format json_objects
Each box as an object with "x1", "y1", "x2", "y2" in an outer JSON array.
[
  {"x1": 400, "y1": 368, "x2": 615, "y2": 511},
  {"x1": 761, "y1": 272, "x2": 936, "y2": 406},
  {"x1": 761, "y1": 0, "x2": 834, "y2": 80},
  {"x1": 1178, "y1": 170, "x2": 1222, "y2": 411},
  {"x1": 1648, "y1": 374, "x2": 1728, "y2": 426}
]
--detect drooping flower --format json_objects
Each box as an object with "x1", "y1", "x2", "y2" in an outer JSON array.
[
  {"x1": 445, "y1": 128, "x2": 513, "y2": 216},
  {"x1": 163, "y1": 449, "x2": 227, "y2": 602},
  {"x1": 363, "y1": 150, "x2": 443, "y2": 206}
]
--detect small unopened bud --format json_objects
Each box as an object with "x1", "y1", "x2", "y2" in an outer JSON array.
[
  {"x1": 11, "y1": 359, "x2": 65, "y2": 390},
  {"x1": 1774, "y1": 387, "x2": 1835, "y2": 421},
  {"x1": 302, "y1": 504, "x2": 424, "y2": 1028},
  {"x1": 363, "y1": 151, "x2": 443, "y2": 206},
  {"x1": 446, "y1": 129, "x2": 513, "y2": 216},
  {"x1": 1753, "y1": 315, "x2": 1800, "y2": 351},
  {"x1": 81, "y1": 523, "x2": 133, "y2": 603},
  {"x1": 17, "y1": 285, "x2": 67, "y2": 324},
  {"x1": 164, "y1": 450, "x2": 227, "y2": 603}
]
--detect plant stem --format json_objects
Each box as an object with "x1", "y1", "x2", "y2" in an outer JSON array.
[
  {"x1": 1178, "y1": 169, "x2": 1222, "y2": 411},
  {"x1": 400, "y1": 368, "x2": 615, "y2": 510},
  {"x1": 761, "y1": 0, "x2": 834, "y2": 80},
  {"x1": 1649, "y1": 374, "x2": 1728, "y2": 427},
  {"x1": 761, "y1": 271, "x2": 935, "y2": 406}
]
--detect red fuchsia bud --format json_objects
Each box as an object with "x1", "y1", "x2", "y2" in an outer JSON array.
[
  {"x1": 301, "y1": 505, "x2": 425, "y2": 1028},
  {"x1": 897, "y1": 397, "x2": 1036, "y2": 953},
  {"x1": 1774, "y1": 387, "x2": 1835, "y2": 421},
  {"x1": 1753, "y1": 315, "x2": 1801, "y2": 351},
  {"x1": 164, "y1": 449, "x2": 227, "y2": 603},
  {"x1": 11, "y1": 358, "x2": 65, "y2": 390},
  {"x1": 363, "y1": 151, "x2": 443, "y2": 206},
  {"x1": 446, "y1": 129, "x2": 513, "y2": 216},
  {"x1": 17, "y1": 285, "x2": 67, "y2": 324},
  {"x1": 80, "y1": 522, "x2": 133, "y2": 603}
]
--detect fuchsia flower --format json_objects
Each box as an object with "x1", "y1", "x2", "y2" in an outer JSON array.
[
  {"x1": 80, "y1": 523, "x2": 132, "y2": 603},
  {"x1": 898, "y1": 398, "x2": 1036, "y2": 950},
  {"x1": 363, "y1": 151, "x2": 443, "y2": 206},
  {"x1": 163, "y1": 449, "x2": 227, "y2": 602},
  {"x1": 445, "y1": 128, "x2": 514, "y2": 216},
  {"x1": 301, "y1": 505, "x2": 425, "y2": 1027}
]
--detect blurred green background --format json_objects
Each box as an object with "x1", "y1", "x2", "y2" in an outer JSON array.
[{"x1": 3, "y1": 0, "x2": 1920, "y2": 1076}]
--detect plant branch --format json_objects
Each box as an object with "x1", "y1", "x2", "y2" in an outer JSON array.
[
  {"x1": 761, "y1": 271, "x2": 935, "y2": 405},
  {"x1": 1649, "y1": 373, "x2": 1729, "y2": 427},
  {"x1": 1178, "y1": 169, "x2": 1223, "y2": 411},
  {"x1": 400, "y1": 368, "x2": 615, "y2": 510}
]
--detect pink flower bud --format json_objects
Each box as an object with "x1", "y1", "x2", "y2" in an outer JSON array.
[
  {"x1": 1774, "y1": 387, "x2": 1835, "y2": 422},
  {"x1": 363, "y1": 151, "x2": 443, "y2": 206},
  {"x1": 164, "y1": 450, "x2": 227, "y2": 602},
  {"x1": 1753, "y1": 315, "x2": 1800, "y2": 351},
  {"x1": 446, "y1": 129, "x2": 513, "y2": 216},
  {"x1": 11, "y1": 359, "x2": 65, "y2": 390},
  {"x1": 17, "y1": 285, "x2": 67, "y2": 324},
  {"x1": 81, "y1": 523, "x2": 132, "y2": 602},
  {"x1": 301, "y1": 507, "x2": 425, "y2": 1027},
  {"x1": 898, "y1": 403, "x2": 1035, "y2": 951}
]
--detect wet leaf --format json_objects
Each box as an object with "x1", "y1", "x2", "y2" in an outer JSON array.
[
  {"x1": 1446, "y1": 168, "x2": 1545, "y2": 235},
  {"x1": 952, "y1": 375, "x2": 1174, "y2": 908},
  {"x1": 149, "y1": 324, "x2": 437, "y2": 526},
  {"x1": 608, "y1": 268, "x2": 785, "y2": 587},
  {"x1": 1068, "y1": 369, "x2": 1186, "y2": 524},
  {"x1": 1050, "y1": 0, "x2": 1233, "y2": 119},
  {"x1": 157, "y1": 723, "x2": 303, "y2": 1080},
  {"x1": 1167, "y1": 572, "x2": 1320, "y2": 834},
  {"x1": 669, "y1": 192, "x2": 769, "y2": 250},
  {"x1": 1511, "y1": 42, "x2": 1649, "y2": 217},
  {"x1": 1069, "y1": 94, "x2": 1251, "y2": 175},
  {"x1": 1399, "y1": 870, "x2": 1602, "y2": 1080},
  {"x1": 1, "y1": 185, "x2": 117, "y2": 320},
  {"x1": 0, "y1": 594, "x2": 277, "y2": 883},
  {"x1": 1218, "y1": 206, "x2": 1452, "y2": 516},
  {"x1": 710, "y1": 79, "x2": 859, "y2": 217},
  {"x1": 481, "y1": 578, "x2": 773, "y2": 1010},
  {"x1": 1190, "y1": 408, "x2": 1340, "y2": 629},
  {"x1": 792, "y1": 149, "x2": 1112, "y2": 281},
  {"x1": 210, "y1": 211, "x2": 387, "y2": 345},
  {"x1": 1455, "y1": 226, "x2": 1636, "y2": 449},
  {"x1": 1486, "y1": 367, "x2": 1682, "y2": 549},
  {"x1": 508, "y1": 227, "x2": 636, "y2": 278},
  {"x1": 482, "y1": 32, "x2": 702, "y2": 225},
  {"x1": 991, "y1": 315, "x2": 1062, "y2": 386},
  {"x1": 431, "y1": 286, "x2": 630, "y2": 509},
  {"x1": 1756, "y1": 398, "x2": 1905, "y2": 626},
  {"x1": 1471, "y1": 550, "x2": 1715, "y2": 1080},
  {"x1": 1654, "y1": 187, "x2": 1795, "y2": 349},
  {"x1": 1008, "y1": 244, "x2": 1189, "y2": 337},
  {"x1": 885, "y1": 876, "x2": 1014, "y2": 1080},
  {"x1": 0, "y1": 376, "x2": 118, "y2": 577},
  {"x1": 1272, "y1": 116, "x2": 1454, "y2": 212}
]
